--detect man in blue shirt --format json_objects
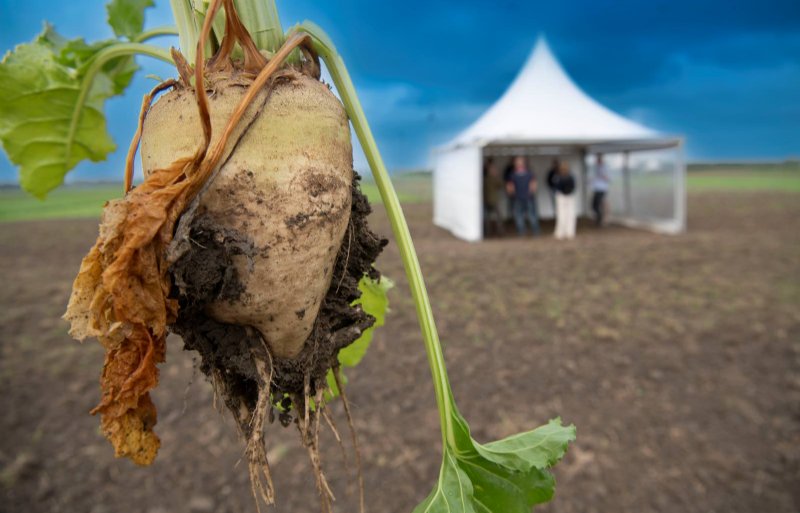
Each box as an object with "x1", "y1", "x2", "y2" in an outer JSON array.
[{"x1": 505, "y1": 156, "x2": 541, "y2": 236}]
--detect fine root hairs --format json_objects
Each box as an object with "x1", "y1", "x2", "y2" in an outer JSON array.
[
  {"x1": 334, "y1": 366, "x2": 365, "y2": 513},
  {"x1": 248, "y1": 351, "x2": 276, "y2": 511},
  {"x1": 300, "y1": 372, "x2": 366, "y2": 513},
  {"x1": 298, "y1": 376, "x2": 335, "y2": 513},
  {"x1": 321, "y1": 406, "x2": 349, "y2": 472},
  {"x1": 210, "y1": 352, "x2": 276, "y2": 511},
  {"x1": 208, "y1": 348, "x2": 366, "y2": 513}
]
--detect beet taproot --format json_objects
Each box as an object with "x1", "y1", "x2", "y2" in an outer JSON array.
[{"x1": 141, "y1": 71, "x2": 353, "y2": 359}]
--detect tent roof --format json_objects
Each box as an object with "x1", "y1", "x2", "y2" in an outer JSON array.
[{"x1": 446, "y1": 37, "x2": 673, "y2": 150}]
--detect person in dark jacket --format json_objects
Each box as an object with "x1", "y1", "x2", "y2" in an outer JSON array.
[
  {"x1": 553, "y1": 161, "x2": 577, "y2": 240},
  {"x1": 505, "y1": 156, "x2": 540, "y2": 236},
  {"x1": 546, "y1": 158, "x2": 560, "y2": 213}
]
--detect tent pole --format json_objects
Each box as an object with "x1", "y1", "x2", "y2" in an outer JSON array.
[
  {"x1": 580, "y1": 147, "x2": 589, "y2": 217},
  {"x1": 480, "y1": 147, "x2": 485, "y2": 240},
  {"x1": 675, "y1": 140, "x2": 687, "y2": 232}
]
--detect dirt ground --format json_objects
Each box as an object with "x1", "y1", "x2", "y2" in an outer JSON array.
[{"x1": 1, "y1": 190, "x2": 798, "y2": 513}]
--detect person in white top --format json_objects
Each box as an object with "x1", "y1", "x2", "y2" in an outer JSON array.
[
  {"x1": 553, "y1": 161, "x2": 577, "y2": 240},
  {"x1": 591, "y1": 154, "x2": 610, "y2": 227}
]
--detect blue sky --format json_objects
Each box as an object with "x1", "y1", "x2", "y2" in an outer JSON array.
[{"x1": 1, "y1": 0, "x2": 799, "y2": 182}]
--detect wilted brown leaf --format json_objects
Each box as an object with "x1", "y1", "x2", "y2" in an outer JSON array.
[{"x1": 64, "y1": 155, "x2": 199, "y2": 465}]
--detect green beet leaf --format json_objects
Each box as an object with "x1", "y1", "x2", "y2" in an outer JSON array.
[
  {"x1": 325, "y1": 275, "x2": 393, "y2": 398},
  {"x1": 414, "y1": 392, "x2": 575, "y2": 513},
  {"x1": 414, "y1": 450, "x2": 476, "y2": 513},
  {"x1": 339, "y1": 274, "x2": 393, "y2": 367},
  {"x1": 39, "y1": 25, "x2": 139, "y2": 97},
  {"x1": 107, "y1": 0, "x2": 155, "y2": 39},
  {"x1": 0, "y1": 34, "x2": 112, "y2": 197},
  {"x1": 474, "y1": 417, "x2": 578, "y2": 472},
  {"x1": 0, "y1": 0, "x2": 154, "y2": 198}
]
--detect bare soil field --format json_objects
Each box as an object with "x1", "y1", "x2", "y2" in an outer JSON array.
[{"x1": 1, "y1": 190, "x2": 798, "y2": 513}]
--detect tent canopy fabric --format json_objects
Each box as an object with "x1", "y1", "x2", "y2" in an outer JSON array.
[{"x1": 444, "y1": 37, "x2": 675, "y2": 150}]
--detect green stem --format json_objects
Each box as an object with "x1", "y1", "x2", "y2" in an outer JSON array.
[
  {"x1": 169, "y1": 1, "x2": 285, "y2": 60},
  {"x1": 296, "y1": 22, "x2": 457, "y2": 449},
  {"x1": 169, "y1": 0, "x2": 199, "y2": 61},
  {"x1": 192, "y1": 1, "x2": 223, "y2": 59},
  {"x1": 234, "y1": 0, "x2": 284, "y2": 53},
  {"x1": 133, "y1": 26, "x2": 179, "y2": 43},
  {"x1": 65, "y1": 43, "x2": 174, "y2": 165}
]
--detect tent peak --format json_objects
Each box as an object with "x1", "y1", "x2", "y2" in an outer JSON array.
[
  {"x1": 525, "y1": 35, "x2": 558, "y2": 73},
  {"x1": 533, "y1": 34, "x2": 551, "y2": 54},
  {"x1": 446, "y1": 36, "x2": 661, "y2": 148}
]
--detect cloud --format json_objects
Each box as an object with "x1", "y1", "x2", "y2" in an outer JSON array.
[
  {"x1": 601, "y1": 55, "x2": 800, "y2": 158},
  {"x1": 353, "y1": 81, "x2": 488, "y2": 170}
]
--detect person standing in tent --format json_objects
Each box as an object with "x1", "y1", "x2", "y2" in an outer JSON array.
[
  {"x1": 506, "y1": 156, "x2": 540, "y2": 236},
  {"x1": 483, "y1": 158, "x2": 504, "y2": 236},
  {"x1": 553, "y1": 161, "x2": 577, "y2": 240},
  {"x1": 546, "y1": 158, "x2": 561, "y2": 213},
  {"x1": 592, "y1": 154, "x2": 611, "y2": 227},
  {"x1": 503, "y1": 161, "x2": 516, "y2": 218}
]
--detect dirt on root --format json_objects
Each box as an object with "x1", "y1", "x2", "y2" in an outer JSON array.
[
  {"x1": 170, "y1": 173, "x2": 386, "y2": 424},
  {"x1": 0, "y1": 189, "x2": 798, "y2": 513}
]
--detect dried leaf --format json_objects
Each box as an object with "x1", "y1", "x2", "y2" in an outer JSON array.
[{"x1": 64, "y1": 154, "x2": 200, "y2": 465}]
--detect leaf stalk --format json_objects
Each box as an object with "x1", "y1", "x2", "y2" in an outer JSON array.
[
  {"x1": 296, "y1": 22, "x2": 458, "y2": 449},
  {"x1": 133, "y1": 26, "x2": 180, "y2": 43},
  {"x1": 234, "y1": 0, "x2": 284, "y2": 53},
  {"x1": 65, "y1": 43, "x2": 174, "y2": 165},
  {"x1": 168, "y1": 0, "x2": 199, "y2": 61}
]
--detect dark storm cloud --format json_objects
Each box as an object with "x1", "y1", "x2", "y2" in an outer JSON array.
[
  {"x1": 286, "y1": 0, "x2": 799, "y2": 162},
  {"x1": 1, "y1": 0, "x2": 798, "y2": 181}
]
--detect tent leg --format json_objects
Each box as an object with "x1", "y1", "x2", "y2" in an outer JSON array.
[
  {"x1": 675, "y1": 142, "x2": 687, "y2": 232},
  {"x1": 580, "y1": 148, "x2": 589, "y2": 218}
]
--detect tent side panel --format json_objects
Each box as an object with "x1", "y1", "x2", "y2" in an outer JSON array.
[
  {"x1": 602, "y1": 147, "x2": 685, "y2": 234},
  {"x1": 675, "y1": 143, "x2": 687, "y2": 232},
  {"x1": 433, "y1": 146, "x2": 482, "y2": 241}
]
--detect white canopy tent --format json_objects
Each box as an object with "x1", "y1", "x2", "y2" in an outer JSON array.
[{"x1": 433, "y1": 37, "x2": 686, "y2": 241}]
